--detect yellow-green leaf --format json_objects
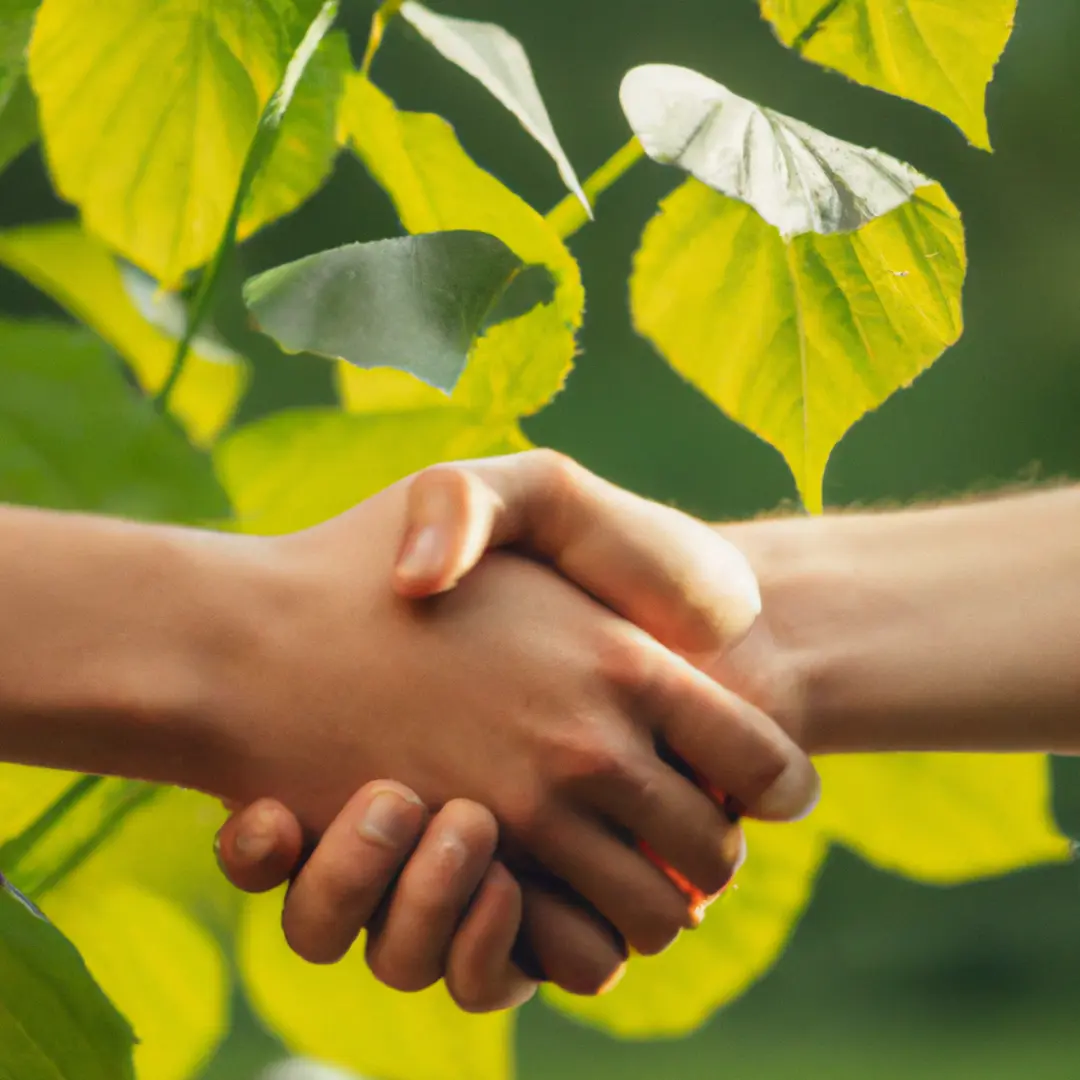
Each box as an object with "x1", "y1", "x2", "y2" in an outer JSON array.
[
  {"x1": 631, "y1": 179, "x2": 965, "y2": 511},
  {"x1": 545, "y1": 818, "x2": 825, "y2": 1037},
  {"x1": 28, "y1": 0, "x2": 340, "y2": 284},
  {"x1": 336, "y1": 75, "x2": 582, "y2": 419},
  {"x1": 240, "y1": 888, "x2": 513, "y2": 1080},
  {"x1": 760, "y1": 0, "x2": 1017, "y2": 150},
  {"x1": 816, "y1": 753, "x2": 1070, "y2": 885},
  {"x1": 240, "y1": 29, "x2": 349, "y2": 234},
  {"x1": 0, "y1": 223, "x2": 247, "y2": 445},
  {"x1": 45, "y1": 880, "x2": 229, "y2": 1080},
  {"x1": 0, "y1": 764, "x2": 79, "y2": 845},
  {"x1": 216, "y1": 407, "x2": 529, "y2": 535}
]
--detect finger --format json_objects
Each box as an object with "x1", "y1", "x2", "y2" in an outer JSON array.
[
  {"x1": 393, "y1": 450, "x2": 761, "y2": 656},
  {"x1": 635, "y1": 639, "x2": 820, "y2": 821},
  {"x1": 515, "y1": 878, "x2": 628, "y2": 995},
  {"x1": 593, "y1": 760, "x2": 746, "y2": 907},
  {"x1": 282, "y1": 782, "x2": 427, "y2": 964},
  {"x1": 216, "y1": 798, "x2": 306, "y2": 894},
  {"x1": 366, "y1": 800, "x2": 498, "y2": 993},
  {"x1": 525, "y1": 809, "x2": 693, "y2": 957},
  {"x1": 445, "y1": 862, "x2": 538, "y2": 1012}
]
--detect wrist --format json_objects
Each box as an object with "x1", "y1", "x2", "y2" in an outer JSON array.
[{"x1": 0, "y1": 508, "x2": 262, "y2": 792}]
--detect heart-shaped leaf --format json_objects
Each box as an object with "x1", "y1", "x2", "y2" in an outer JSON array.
[
  {"x1": 621, "y1": 63, "x2": 928, "y2": 238},
  {"x1": 243, "y1": 231, "x2": 524, "y2": 394},
  {"x1": 760, "y1": 0, "x2": 1017, "y2": 151},
  {"x1": 0, "y1": 882, "x2": 136, "y2": 1080},
  {"x1": 28, "y1": 0, "x2": 342, "y2": 286},
  {"x1": 630, "y1": 179, "x2": 965, "y2": 511},
  {"x1": 399, "y1": 1, "x2": 588, "y2": 213}
]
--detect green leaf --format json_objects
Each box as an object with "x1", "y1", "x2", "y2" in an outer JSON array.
[
  {"x1": 0, "y1": 223, "x2": 249, "y2": 445},
  {"x1": 0, "y1": 0, "x2": 37, "y2": 103},
  {"x1": 398, "y1": 1, "x2": 588, "y2": 212},
  {"x1": 630, "y1": 179, "x2": 965, "y2": 511},
  {"x1": 0, "y1": 319, "x2": 231, "y2": 522},
  {"x1": 620, "y1": 64, "x2": 928, "y2": 238},
  {"x1": 337, "y1": 75, "x2": 583, "y2": 418},
  {"x1": 0, "y1": 883, "x2": 136, "y2": 1080},
  {"x1": 760, "y1": 0, "x2": 1017, "y2": 150},
  {"x1": 816, "y1": 753, "x2": 1071, "y2": 884},
  {"x1": 545, "y1": 818, "x2": 826, "y2": 1037},
  {"x1": 239, "y1": 888, "x2": 513, "y2": 1080},
  {"x1": 159, "y1": 0, "x2": 342, "y2": 408},
  {"x1": 0, "y1": 766, "x2": 237, "y2": 1068},
  {"x1": 45, "y1": 880, "x2": 228, "y2": 1080},
  {"x1": 0, "y1": 74, "x2": 36, "y2": 176},
  {"x1": 216, "y1": 406, "x2": 528, "y2": 535},
  {"x1": 28, "y1": 0, "x2": 341, "y2": 285},
  {"x1": 0, "y1": 0, "x2": 40, "y2": 175},
  {"x1": 240, "y1": 29, "x2": 349, "y2": 235},
  {"x1": 243, "y1": 232, "x2": 524, "y2": 393}
]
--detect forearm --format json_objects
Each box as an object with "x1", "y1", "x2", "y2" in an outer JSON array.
[
  {"x1": 0, "y1": 505, "x2": 249, "y2": 790},
  {"x1": 719, "y1": 487, "x2": 1080, "y2": 755}
]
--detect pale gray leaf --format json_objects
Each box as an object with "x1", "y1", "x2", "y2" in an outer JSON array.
[
  {"x1": 400, "y1": 1, "x2": 589, "y2": 215},
  {"x1": 620, "y1": 64, "x2": 929, "y2": 238}
]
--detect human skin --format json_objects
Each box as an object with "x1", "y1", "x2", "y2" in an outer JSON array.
[
  {"x1": 713, "y1": 485, "x2": 1080, "y2": 755},
  {"x1": 0, "y1": 452, "x2": 816, "y2": 1007},
  {"x1": 223, "y1": 471, "x2": 1080, "y2": 1009}
]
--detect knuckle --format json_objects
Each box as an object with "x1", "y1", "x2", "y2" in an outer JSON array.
[
  {"x1": 594, "y1": 627, "x2": 663, "y2": 699},
  {"x1": 497, "y1": 780, "x2": 550, "y2": 842},
  {"x1": 528, "y1": 448, "x2": 582, "y2": 492},
  {"x1": 545, "y1": 721, "x2": 641, "y2": 794}
]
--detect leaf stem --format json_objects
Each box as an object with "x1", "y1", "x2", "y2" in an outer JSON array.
[
  {"x1": 0, "y1": 775, "x2": 103, "y2": 874},
  {"x1": 545, "y1": 136, "x2": 645, "y2": 240},
  {"x1": 31, "y1": 784, "x2": 163, "y2": 901},
  {"x1": 790, "y1": 0, "x2": 844, "y2": 52},
  {"x1": 361, "y1": 0, "x2": 404, "y2": 77},
  {"x1": 154, "y1": 0, "x2": 340, "y2": 415}
]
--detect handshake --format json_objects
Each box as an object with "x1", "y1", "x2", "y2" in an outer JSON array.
[
  {"x1": 210, "y1": 451, "x2": 819, "y2": 1013},
  {"x1": 12, "y1": 451, "x2": 1071, "y2": 1016}
]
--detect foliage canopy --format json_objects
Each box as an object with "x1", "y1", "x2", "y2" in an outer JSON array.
[{"x1": 0, "y1": 1, "x2": 1065, "y2": 1078}]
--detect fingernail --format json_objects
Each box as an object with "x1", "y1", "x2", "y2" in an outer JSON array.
[
  {"x1": 235, "y1": 822, "x2": 275, "y2": 861},
  {"x1": 359, "y1": 789, "x2": 422, "y2": 848},
  {"x1": 722, "y1": 827, "x2": 747, "y2": 875},
  {"x1": 597, "y1": 962, "x2": 627, "y2": 995},
  {"x1": 757, "y1": 761, "x2": 821, "y2": 821},
  {"x1": 396, "y1": 526, "x2": 444, "y2": 583}
]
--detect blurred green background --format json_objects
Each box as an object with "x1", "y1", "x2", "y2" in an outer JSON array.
[{"x1": 2, "y1": 1, "x2": 1079, "y2": 1077}]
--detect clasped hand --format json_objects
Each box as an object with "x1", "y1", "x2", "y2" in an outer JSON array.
[{"x1": 203, "y1": 452, "x2": 818, "y2": 1011}]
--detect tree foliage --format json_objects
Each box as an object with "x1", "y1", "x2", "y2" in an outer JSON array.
[{"x1": 0, "y1": 1, "x2": 1063, "y2": 1078}]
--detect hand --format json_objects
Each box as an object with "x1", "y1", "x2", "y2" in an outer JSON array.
[
  {"x1": 217, "y1": 782, "x2": 543, "y2": 1012},
  {"x1": 208, "y1": 451, "x2": 813, "y2": 980}
]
